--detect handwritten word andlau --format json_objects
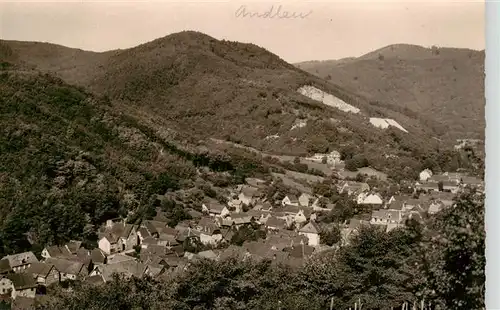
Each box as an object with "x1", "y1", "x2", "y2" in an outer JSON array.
[{"x1": 235, "y1": 5, "x2": 312, "y2": 19}]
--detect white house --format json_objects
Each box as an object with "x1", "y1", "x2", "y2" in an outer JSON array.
[
  {"x1": 197, "y1": 218, "x2": 223, "y2": 245},
  {"x1": 419, "y1": 169, "x2": 433, "y2": 182},
  {"x1": 282, "y1": 195, "x2": 299, "y2": 207},
  {"x1": 298, "y1": 193, "x2": 313, "y2": 207},
  {"x1": 298, "y1": 221, "x2": 321, "y2": 246},
  {"x1": 357, "y1": 193, "x2": 383, "y2": 205},
  {"x1": 238, "y1": 186, "x2": 261, "y2": 206},
  {"x1": 294, "y1": 210, "x2": 308, "y2": 225},
  {"x1": 202, "y1": 201, "x2": 230, "y2": 218}
]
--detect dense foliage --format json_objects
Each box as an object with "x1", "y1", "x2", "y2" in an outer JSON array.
[
  {"x1": 38, "y1": 190, "x2": 484, "y2": 310},
  {"x1": 0, "y1": 72, "x2": 268, "y2": 256}
]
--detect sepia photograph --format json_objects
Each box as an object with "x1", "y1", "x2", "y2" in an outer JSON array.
[{"x1": 0, "y1": 0, "x2": 485, "y2": 309}]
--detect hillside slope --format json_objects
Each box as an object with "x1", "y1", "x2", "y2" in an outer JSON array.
[
  {"x1": 0, "y1": 70, "x2": 274, "y2": 255},
  {"x1": 1, "y1": 33, "x2": 475, "y2": 180},
  {"x1": 295, "y1": 44, "x2": 485, "y2": 141}
]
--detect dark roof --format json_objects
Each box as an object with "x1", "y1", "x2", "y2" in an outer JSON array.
[
  {"x1": 299, "y1": 221, "x2": 321, "y2": 234},
  {"x1": 265, "y1": 216, "x2": 286, "y2": 230},
  {"x1": 44, "y1": 245, "x2": 72, "y2": 258},
  {"x1": 2, "y1": 252, "x2": 38, "y2": 268},
  {"x1": 65, "y1": 241, "x2": 82, "y2": 254},
  {"x1": 7, "y1": 273, "x2": 37, "y2": 290},
  {"x1": 0, "y1": 259, "x2": 11, "y2": 274},
  {"x1": 44, "y1": 257, "x2": 85, "y2": 276},
  {"x1": 91, "y1": 248, "x2": 107, "y2": 264},
  {"x1": 138, "y1": 227, "x2": 151, "y2": 238},
  {"x1": 25, "y1": 262, "x2": 54, "y2": 278}
]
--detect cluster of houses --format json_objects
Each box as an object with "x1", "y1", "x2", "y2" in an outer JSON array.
[
  {"x1": 0, "y1": 171, "x2": 483, "y2": 308},
  {"x1": 416, "y1": 170, "x2": 484, "y2": 193}
]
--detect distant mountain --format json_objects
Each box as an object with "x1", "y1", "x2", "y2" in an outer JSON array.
[
  {"x1": 295, "y1": 44, "x2": 485, "y2": 142},
  {"x1": 1, "y1": 33, "x2": 477, "y2": 182}
]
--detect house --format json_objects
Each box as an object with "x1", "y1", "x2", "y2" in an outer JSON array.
[
  {"x1": 427, "y1": 174, "x2": 450, "y2": 184},
  {"x1": 227, "y1": 199, "x2": 244, "y2": 213},
  {"x1": 65, "y1": 240, "x2": 83, "y2": 255},
  {"x1": 5, "y1": 273, "x2": 37, "y2": 299},
  {"x1": 443, "y1": 172, "x2": 465, "y2": 184},
  {"x1": 387, "y1": 195, "x2": 411, "y2": 204},
  {"x1": 137, "y1": 227, "x2": 152, "y2": 245},
  {"x1": 265, "y1": 216, "x2": 287, "y2": 231},
  {"x1": 0, "y1": 259, "x2": 12, "y2": 275},
  {"x1": 415, "y1": 182, "x2": 439, "y2": 193},
  {"x1": 142, "y1": 221, "x2": 161, "y2": 238},
  {"x1": 90, "y1": 260, "x2": 147, "y2": 282},
  {"x1": 44, "y1": 258, "x2": 87, "y2": 281},
  {"x1": 339, "y1": 181, "x2": 370, "y2": 195},
  {"x1": 428, "y1": 201, "x2": 445, "y2": 215},
  {"x1": 25, "y1": 262, "x2": 59, "y2": 286},
  {"x1": 294, "y1": 210, "x2": 308, "y2": 225},
  {"x1": 201, "y1": 200, "x2": 230, "y2": 218},
  {"x1": 461, "y1": 176, "x2": 484, "y2": 188},
  {"x1": 253, "y1": 202, "x2": 272, "y2": 212},
  {"x1": 403, "y1": 199, "x2": 423, "y2": 212},
  {"x1": 298, "y1": 193, "x2": 313, "y2": 207},
  {"x1": 238, "y1": 186, "x2": 261, "y2": 206},
  {"x1": 419, "y1": 169, "x2": 433, "y2": 182},
  {"x1": 228, "y1": 214, "x2": 254, "y2": 228},
  {"x1": 298, "y1": 221, "x2": 321, "y2": 246},
  {"x1": 370, "y1": 210, "x2": 402, "y2": 225},
  {"x1": 90, "y1": 248, "x2": 107, "y2": 265},
  {"x1": 41, "y1": 245, "x2": 72, "y2": 260},
  {"x1": 196, "y1": 217, "x2": 223, "y2": 245},
  {"x1": 281, "y1": 195, "x2": 299, "y2": 207},
  {"x1": 442, "y1": 181, "x2": 459, "y2": 193},
  {"x1": 2, "y1": 252, "x2": 38, "y2": 273},
  {"x1": 357, "y1": 193, "x2": 383, "y2": 205},
  {"x1": 98, "y1": 221, "x2": 139, "y2": 255}
]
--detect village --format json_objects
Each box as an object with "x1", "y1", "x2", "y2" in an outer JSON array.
[{"x1": 0, "y1": 148, "x2": 484, "y2": 308}]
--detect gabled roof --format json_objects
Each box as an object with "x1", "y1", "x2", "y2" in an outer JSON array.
[
  {"x1": 25, "y1": 262, "x2": 55, "y2": 278},
  {"x1": 98, "y1": 260, "x2": 147, "y2": 282},
  {"x1": 84, "y1": 274, "x2": 105, "y2": 285},
  {"x1": 91, "y1": 248, "x2": 107, "y2": 264},
  {"x1": 285, "y1": 195, "x2": 299, "y2": 203},
  {"x1": 65, "y1": 241, "x2": 82, "y2": 254},
  {"x1": 0, "y1": 259, "x2": 11, "y2": 274},
  {"x1": 2, "y1": 252, "x2": 38, "y2": 268},
  {"x1": 45, "y1": 257, "x2": 85, "y2": 276},
  {"x1": 7, "y1": 273, "x2": 37, "y2": 290},
  {"x1": 204, "y1": 201, "x2": 226, "y2": 214},
  {"x1": 265, "y1": 216, "x2": 287, "y2": 230},
  {"x1": 299, "y1": 221, "x2": 321, "y2": 234},
  {"x1": 387, "y1": 200, "x2": 404, "y2": 211}
]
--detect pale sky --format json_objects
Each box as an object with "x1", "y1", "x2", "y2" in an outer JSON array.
[{"x1": 0, "y1": 0, "x2": 485, "y2": 63}]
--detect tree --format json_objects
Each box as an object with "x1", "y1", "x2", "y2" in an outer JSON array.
[
  {"x1": 320, "y1": 225, "x2": 341, "y2": 246},
  {"x1": 420, "y1": 189, "x2": 485, "y2": 309}
]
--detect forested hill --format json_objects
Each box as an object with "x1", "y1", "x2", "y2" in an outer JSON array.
[
  {"x1": 296, "y1": 44, "x2": 485, "y2": 142},
  {"x1": 0, "y1": 33, "x2": 481, "y2": 181},
  {"x1": 0, "y1": 70, "x2": 267, "y2": 256}
]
